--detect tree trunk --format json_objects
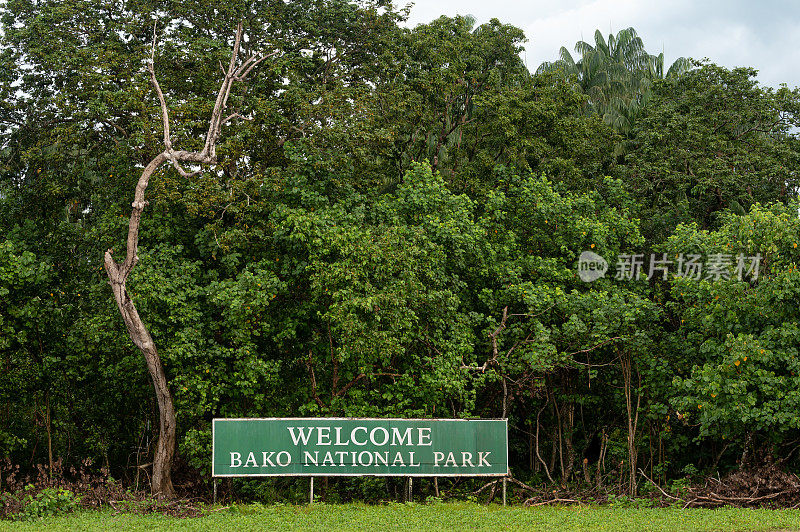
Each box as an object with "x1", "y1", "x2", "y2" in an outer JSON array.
[
  {"x1": 104, "y1": 152, "x2": 177, "y2": 499},
  {"x1": 621, "y1": 352, "x2": 640, "y2": 496},
  {"x1": 45, "y1": 392, "x2": 53, "y2": 479},
  {"x1": 561, "y1": 403, "x2": 576, "y2": 485},
  {"x1": 102, "y1": 23, "x2": 272, "y2": 499},
  {"x1": 596, "y1": 431, "x2": 606, "y2": 487}
]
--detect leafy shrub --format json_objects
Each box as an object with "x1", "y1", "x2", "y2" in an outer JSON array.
[{"x1": 13, "y1": 486, "x2": 80, "y2": 521}]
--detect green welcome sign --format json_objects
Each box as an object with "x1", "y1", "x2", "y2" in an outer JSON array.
[{"x1": 212, "y1": 418, "x2": 508, "y2": 477}]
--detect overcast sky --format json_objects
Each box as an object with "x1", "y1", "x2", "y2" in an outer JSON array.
[{"x1": 403, "y1": 0, "x2": 800, "y2": 89}]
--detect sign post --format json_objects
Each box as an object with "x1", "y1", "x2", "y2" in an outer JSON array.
[{"x1": 212, "y1": 418, "x2": 508, "y2": 478}]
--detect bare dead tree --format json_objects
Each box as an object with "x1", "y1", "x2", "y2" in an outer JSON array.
[{"x1": 102, "y1": 22, "x2": 275, "y2": 499}]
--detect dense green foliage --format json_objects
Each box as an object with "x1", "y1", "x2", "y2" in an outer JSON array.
[{"x1": 2, "y1": 0, "x2": 800, "y2": 501}]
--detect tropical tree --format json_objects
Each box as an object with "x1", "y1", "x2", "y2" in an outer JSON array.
[
  {"x1": 626, "y1": 62, "x2": 800, "y2": 241},
  {"x1": 661, "y1": 203, "x2": 800, "y2": 468},
  {"x1": 537, "y1": 27, "x2": 690, "y2": 134}
]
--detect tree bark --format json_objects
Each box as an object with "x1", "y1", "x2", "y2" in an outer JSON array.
[
  {"x1": 45, "y1": 392, "x2": 53, "y2": 479},
  {"x1": 621, "y1": 352, "x2": 640, "y2": 496},
  {"x1": 104, "y1": 153, "x2": 178, "y2": 498},
  {"x1": 102, "y1": 22, "x2": 271, "y2": 499}
]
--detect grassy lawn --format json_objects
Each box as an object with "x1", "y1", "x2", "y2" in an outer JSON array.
[{"x1": 3, "y1": 502, "x2": 800, "y2": 531}]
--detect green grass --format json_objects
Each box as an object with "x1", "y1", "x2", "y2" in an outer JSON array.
[{"x1": 3, "y1": 502, "x2": 800, "y2": 531}]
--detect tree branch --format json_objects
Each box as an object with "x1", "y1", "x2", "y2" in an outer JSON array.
[
  {"x1": 306, "y1": 351, "x2": 326, "y2": 409},
  {"x1": 149, "y1": 23, "x2": 172, "y2": 151}
]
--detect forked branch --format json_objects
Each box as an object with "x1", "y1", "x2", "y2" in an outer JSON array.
[{"x1": 105, "y1": 21, "x2": 276, "y2": 279}]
